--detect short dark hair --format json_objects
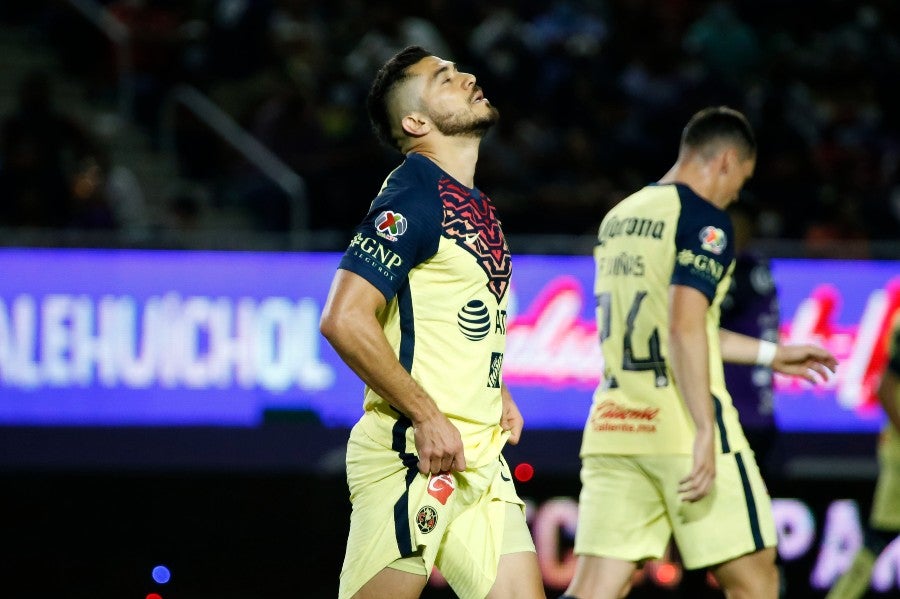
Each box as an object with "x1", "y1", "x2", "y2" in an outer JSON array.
[
  {"x1": 681, "y1": 106, "x2": 756, "y2": 160},
  {"x1": 367, "y1": 45, "x2": 431, "y2": 153}
]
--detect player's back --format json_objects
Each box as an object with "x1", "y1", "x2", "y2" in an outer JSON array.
[{"x1": 583, "y1": 182, "x2": 744, "y2": 456}]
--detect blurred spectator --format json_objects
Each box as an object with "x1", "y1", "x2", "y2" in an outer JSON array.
[
  {"x1": 5, "y1": 0, "x2": 900, "y2": 243},
  {"x1": 68, "y1": 155, "x2": 118, "y2": 229},
  {"x1": 0, "y1": 70, "x2": 101, "y2": 228},
  {"x1": 343, "y1": 1, "x2": 452, "y2": 86},
  {"x1": 683, "y1": 1, "x2": 762, "y2": 90},
  {"x1": 106, "y1": 0, "x2": 190, "y2": 134}
]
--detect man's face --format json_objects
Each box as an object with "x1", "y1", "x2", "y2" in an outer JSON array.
[{"x1": 409, "y1": 56, "x2": 499, "y2": 138}]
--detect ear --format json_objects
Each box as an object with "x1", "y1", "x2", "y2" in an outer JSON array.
[
  {"x1": 401, "y1": 113, "x2": 430, "y2": 138},
  {"x1": 719, "y1": 147, "x2": 738, "y2": 175}
]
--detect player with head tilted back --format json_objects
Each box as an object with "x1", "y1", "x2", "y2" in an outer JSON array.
[
  {"x1": 559, "y1": 106, "x2": 838, "y2": 599},
  {"x1": 320, "y1": 46, "x2": 545, "y2": 599}
]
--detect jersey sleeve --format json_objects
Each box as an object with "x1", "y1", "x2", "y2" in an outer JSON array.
[
  {"x1": 670, "y1": 191, "x2": 735, "y2": 302},
  {"x1": 338, "y1": 180, "x2": 442, "y2": 302}
]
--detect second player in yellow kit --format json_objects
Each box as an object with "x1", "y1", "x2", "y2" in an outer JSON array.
[{"x1": 562, "y1": 107, "x2": 837, "y2": 599}]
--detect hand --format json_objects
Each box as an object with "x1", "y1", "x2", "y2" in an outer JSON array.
[
  {"x1": 500, "y1": 384, "x2": 525, "y2": 445},
  {"x1": 679, "y1": 427, "x2": 715, "y2": 502},
  {"x1": 772, "y1": 343, "x2": 838, "y2": 384},
  {"x1": 413, "y1": 413, "x2": 467, "y2": 475}
]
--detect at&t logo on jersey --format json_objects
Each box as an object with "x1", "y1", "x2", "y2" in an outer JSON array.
[
  {"x1": 375, "y1": 210, "x2": 407, "y2": 241},
  {"x1": 699, "y1": 226, "x2": 727, "y2": 255},
  {"x1": 457, "y1": 300, "x2": 491, "y2": 340}
]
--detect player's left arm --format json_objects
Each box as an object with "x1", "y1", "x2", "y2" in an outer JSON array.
[
  {"x1": 718, "y1": 328, "x2": 837, "y2": 384},
  {"x1": 500, "y1": 383, "x2": 524, "y2": 445}
]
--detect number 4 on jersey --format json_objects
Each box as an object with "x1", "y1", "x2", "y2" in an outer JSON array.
[{"x1": 596, "y1": 291, "x2": 669, "y2": 389}]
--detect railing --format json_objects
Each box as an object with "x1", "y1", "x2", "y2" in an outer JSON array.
[
  {"x1": 63, "y1": 0, "x2": 310, "y2": 243},
  {"x1": 159, "y1": 84, "x2": 310, "y2": 240},
  {"x1": 65, "y1": 0, "x2": 134, "y2": 122}
]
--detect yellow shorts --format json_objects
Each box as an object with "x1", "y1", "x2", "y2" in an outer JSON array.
[
  {"x1": 574, "y1": 450, "x2": 777, "y2": 569},
  {"x1": 338, "y1": 423, "x2": 534, "y2": 599},
  {"x1": 871, "y1": 445, "x2": 900, "y2": 530}
]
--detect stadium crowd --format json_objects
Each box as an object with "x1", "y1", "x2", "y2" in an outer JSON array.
[{"x1": 0, "y1": 0, "x2": 898, "y2": 251}]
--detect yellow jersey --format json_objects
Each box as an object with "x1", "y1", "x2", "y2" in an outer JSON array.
[
  {"x1": 581, "y1": 182, "x2": 749, "y2": 456},
  {"x1": 338, "y1": 153, "x2": 512, "y2": 468}
]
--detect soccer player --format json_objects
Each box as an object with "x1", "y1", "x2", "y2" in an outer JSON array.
[
  {"x1": 320, "y1": 46, "x2": 545, "y2": 599},
  {"x1": 825, "y1": 314, "x2": 900, "y2": 599},
  {"x1": 560, "y1": 106, "x2": 838, "y2": 599}
]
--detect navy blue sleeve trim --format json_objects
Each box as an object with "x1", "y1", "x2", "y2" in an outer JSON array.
[
  {"x1": 336, "y1": 160, "x2": 442, "y2": 302},
  {"x1": 671, "y1": 185, "x2": 734, "y2": 302}
]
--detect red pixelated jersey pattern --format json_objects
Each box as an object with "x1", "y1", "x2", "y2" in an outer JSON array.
[{"x1": 439, "y1": 178, "x2": 510, "y2": 301}]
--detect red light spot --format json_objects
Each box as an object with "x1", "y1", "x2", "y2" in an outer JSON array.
[
  {"x1": 514, "y1": 462, "x2": 534, "y2": 482},
  {"x1": 655, "y1": 563, "x2": 678, "y2": 585},
  {"x1": 147, "y1": 593, "x2": 163, "y2": 599}
]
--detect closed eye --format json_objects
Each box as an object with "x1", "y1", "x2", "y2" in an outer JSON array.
[{"x1": 432, "y1": 62, "x2": 457, "y2": 85}]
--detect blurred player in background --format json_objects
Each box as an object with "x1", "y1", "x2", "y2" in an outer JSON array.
[
  {"x1": 560, "y1": 106, "x2": 837, "y2": 599},
  {"x1": 320, "y1": 46, "x2": 544, "y2": 599},
  {"x1": 677, "y1": 200, "x2": 784, "y2": 597},
  {"x1": 719, "y1": 202, "x2": 780, "y2": 474},
  {"x1": 826, "y1": 315, "x2": 900, "y2": 599}
]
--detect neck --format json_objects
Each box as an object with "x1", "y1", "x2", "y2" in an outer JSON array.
[
  {"x1": 658, "y1": 159, "x2": 728, "y2": 209},
  {"x1": 408, "y1": 137, "x2": 481, "y2": 188}
]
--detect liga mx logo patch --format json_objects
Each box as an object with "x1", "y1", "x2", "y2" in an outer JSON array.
[
  {"x1": 416, "y1": 505, "x2": 439, "y2": 534},
  {"x1": 699, "y1": 226, "x2": 727, "y2": 255},
  {"x1": 375, "y1": 210, "x2": 407, "y2": 241}
]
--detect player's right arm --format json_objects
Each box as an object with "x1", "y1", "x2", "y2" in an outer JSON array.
[
  {"x1": 320, "y1": 268, "x2": 467, "y2": 475},
  {"x1": 668, "y1": 284, "x2": 715, "y2": 502}
]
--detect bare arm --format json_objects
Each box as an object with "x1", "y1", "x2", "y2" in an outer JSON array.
[
  {"x1": 669, "y1": 284, "x2": 715, "y2": 503},
  {"x1": 319, "y1": 269, "x2": 466, "y2": 474},
  {"x1": 719, "y1": 328, "x2": 837, "y2": 383}
]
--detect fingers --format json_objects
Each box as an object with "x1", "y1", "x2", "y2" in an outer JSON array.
[
  {"x1": 417, "y1": 448, "x2": 467, "y2": 475},
  {"x1": 775, "y1": 344, "x2": 839, "y2": 384},
  {"x1": 503, "y1": 420, "x2": 522, "y2": 445},
  {"x1": 453, "y1": 449, "x2": 467, "y2": 472},
  {"x1": 784, "y1": 358, "x2": 835, "y2": 384},
  {"x1": 678, "y1": 470, "x2": 714, "y2": 503},
  {"x1": 806, "y1": 361, "x2": 835, "y2": 383}
]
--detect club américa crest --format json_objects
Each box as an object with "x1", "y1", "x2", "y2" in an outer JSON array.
[{"x1": 416, "y1": 505, "x2": 439, "y2": 534}]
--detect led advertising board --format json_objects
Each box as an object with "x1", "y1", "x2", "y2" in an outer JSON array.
[{"x1": 0, "y1": 249, "x2": 896, "y2": 433}]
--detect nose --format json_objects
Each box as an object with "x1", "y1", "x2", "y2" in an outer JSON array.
[{"x1": 462, "y1": 72, "x2": 476, "y2": 88}]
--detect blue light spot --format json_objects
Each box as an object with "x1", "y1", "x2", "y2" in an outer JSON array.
[{"x1": 152, "y1": 565, "x2": 171, "y2": 584}]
